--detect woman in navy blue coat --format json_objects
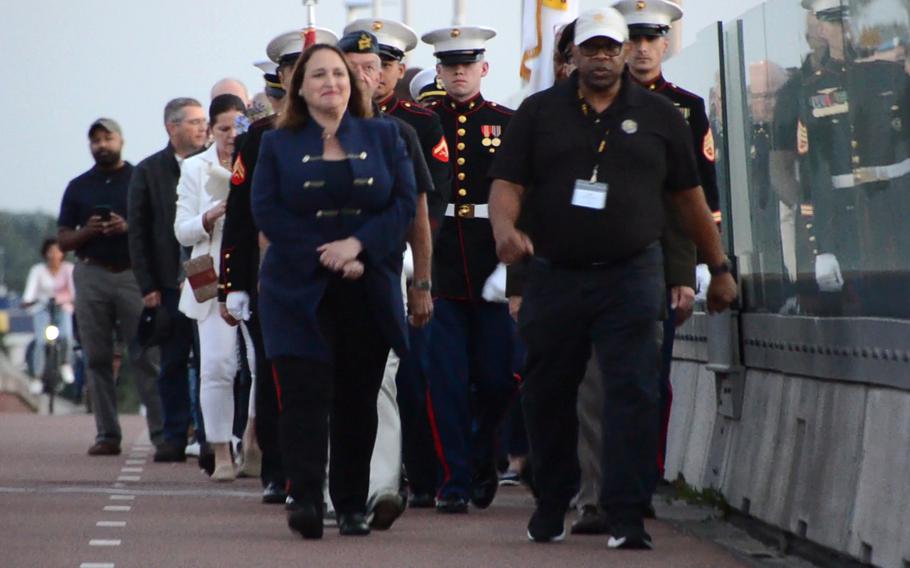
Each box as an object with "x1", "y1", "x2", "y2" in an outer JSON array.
[{"x1": 250, "y1": 44, "x2": 416, "y2": 539}]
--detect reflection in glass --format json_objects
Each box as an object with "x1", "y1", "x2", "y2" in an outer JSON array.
[{"x1": 733, "y1": 0, "x2": 910, "y2": 318}]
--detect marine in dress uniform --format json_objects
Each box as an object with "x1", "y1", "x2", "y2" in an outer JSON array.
[
  {"x1": 219, "y1": 27, "x2": 338, "y2": 505},
  {"x1": 409, "y1": 67, "x2": 448, "y2": 106},
  {"x1": 345, "y1": 18, "x2": 453, "y2": 227},
  {"x1": 343, "y1": 18, "x2": 454, "y2": 507},
  {"x1": 774, "y1": 0, "x2": 910, "y2": 318},
  {"x1": 420, "y1": 26, "x2": 517, "y2": 513}
]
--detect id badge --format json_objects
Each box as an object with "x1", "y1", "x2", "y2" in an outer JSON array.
[{"x1": 571, "y1": 179, "x2": 608, "y2": 210}]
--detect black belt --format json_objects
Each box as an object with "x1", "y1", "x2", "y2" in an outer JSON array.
[{"x1": 80, "y1": 257, "x2": 131, "y2": 273}]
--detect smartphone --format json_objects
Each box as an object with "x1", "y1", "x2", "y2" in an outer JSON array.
[{"x1": 92, "y1": 205, "x2": 112, "y2": 221}]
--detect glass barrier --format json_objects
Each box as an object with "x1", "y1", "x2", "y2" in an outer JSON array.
[
  {"x1": 662, "y1": 23, "x2": 733, "y2": 259},
  {"x1": 725, "y1": 0, "x2": 910, "y2": 319}
]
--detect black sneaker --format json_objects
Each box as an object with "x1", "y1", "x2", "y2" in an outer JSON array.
[
  {"x1": 527, "y1": 508, "x2": 566, "y2": 543},
  {"x1": 607, "y1": 526, "x2": 653, "y2": 550}
]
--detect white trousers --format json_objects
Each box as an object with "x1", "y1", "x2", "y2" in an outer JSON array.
[
  {"x1": 369, "y1": 349, "x2": 402, "y2": 500},
  {"x1": 197, "y1": 313, "x2": 239, "y2": 443}
]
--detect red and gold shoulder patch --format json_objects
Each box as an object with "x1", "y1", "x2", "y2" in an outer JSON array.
[
  {"x1": 432, "y1": 136, "x2": 450, "y2": 163},
  {"x1": 702, "y1": 129, "x2": 716, "y2": 162},
  {"x1": 231, "y1": 155, "x2": 245, "y2": 185},
  {"x1": 797, "y1": 120, "x2": 809, "y2": 155}
]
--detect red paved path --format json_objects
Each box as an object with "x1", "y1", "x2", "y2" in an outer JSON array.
[{"x1": 0, "y1": 414, "x2": 750, "y2": 568}]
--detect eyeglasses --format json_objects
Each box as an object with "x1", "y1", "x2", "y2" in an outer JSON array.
[
  {"x1": 178, "y1": 118, "x2": 207, "y2": 127},
  {"x1": 578, "y1": 41, "x2": 624, "y2": 58}
]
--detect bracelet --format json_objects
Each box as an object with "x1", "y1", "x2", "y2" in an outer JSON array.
[{"x1": 411, "y1": 279, "x2": 432, "y2": 291}]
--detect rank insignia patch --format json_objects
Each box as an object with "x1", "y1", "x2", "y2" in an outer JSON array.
[
  {"x1": 797, "y1": 120, "x2": 809, "y2": 155},
  {"x1": 432, "y1": 136, "x2": 450, "y2": 163},
  {"x1": 231, "y1": 156, "x2": 246, "y2": 185}
]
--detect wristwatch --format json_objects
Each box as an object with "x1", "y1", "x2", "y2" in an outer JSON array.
[
  {"x1": 708, "y1": 258, "x2": 731, "y2": 277},
  {"x1": 411, "y1": 279, "x2": 432, "y2": 291}
]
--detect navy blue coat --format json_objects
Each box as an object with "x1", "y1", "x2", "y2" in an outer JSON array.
[{"x1": 251, "y1": 113, "x2": 417, "y2": 362}]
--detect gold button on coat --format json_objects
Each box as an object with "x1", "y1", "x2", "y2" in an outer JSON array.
[{"x1": 458, "y1": 115, "x2": 467, "y2": 123}]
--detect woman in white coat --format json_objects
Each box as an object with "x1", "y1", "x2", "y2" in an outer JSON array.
[{"x1": 174, "y1": 94, "x2": 247, "y2": 481}]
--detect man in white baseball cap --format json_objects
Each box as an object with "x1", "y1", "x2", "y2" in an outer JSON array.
[{"x1": 489, "y1": 2, "x2": 735, "y2": 550}]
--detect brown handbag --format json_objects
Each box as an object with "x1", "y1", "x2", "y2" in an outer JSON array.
[{"x1": 183, "y1": 254, "x2": 218, "y2": 303}]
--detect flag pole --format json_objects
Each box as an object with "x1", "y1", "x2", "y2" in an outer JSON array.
[
  {"x1": 453, "y1": 0, "x2": 466, "y2": 25},
  {"x1": 303, "y1": 0, "x2": 318, "y2": 47}
]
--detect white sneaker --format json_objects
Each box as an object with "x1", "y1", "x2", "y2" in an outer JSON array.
[{"x1": 185, "y1": 441, "x2": 201, "y2": 457}]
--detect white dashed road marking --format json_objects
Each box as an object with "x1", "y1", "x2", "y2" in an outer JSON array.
[
  {"x1": 120, "y1": 468, "x2": 143, "y2": 473},
  {"x1": 80, "y1": 563, "x2": 115, "y2": 568},
  {"x1": 96, "y1": 521, "x2": 126, "y2": 527},
  {"x1": 103, "y1": 505, "x2": 131, "y2": 512},
  {"x1": 89, "y1": 540, "x2": 121, "y2": 547},
  {"x1": 116, "y1": 476, "x2": 141, "y2": 482},
  {"x1": 109, "y1": 495, "x2": 135, "y2": 501}
]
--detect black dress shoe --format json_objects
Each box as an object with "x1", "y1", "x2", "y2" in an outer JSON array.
[
  {"x1": 287, "y1": 502, "x2": 323, "y2": 539},
  {"x1": 338, "y1": 512, "x2": 371, "y2": 536},
  {"x1": 153, "y1": 441, "x2": 186, "y2": 463},
  {"x1": 409, "y1": 493, "x2": 436, "y2": 509},
  {"x1": 570, "y1": 505, "x2": 609, "y2": 535},
  {"x1": 470, "y1": 461, "x2": 498, "y2": 509},
  {"x1": 435, "y1": 496, "x2": 469, "y2": 514},
  {"x1": 87, "y1": 441, "x2": 121, "y2": 456},
  {"x1": 262, "y1": 481, "x2": 287, "y2": 505}
]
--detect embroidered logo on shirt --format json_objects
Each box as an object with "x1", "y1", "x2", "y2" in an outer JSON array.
[
  {"x1": 432, "y1": 136, "x2": 450, "y2": 162},
  {"x1": 231, "y1": 155, "x2": 246, "y2": 185}
]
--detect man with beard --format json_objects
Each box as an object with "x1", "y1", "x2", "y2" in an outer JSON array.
[
  {"x1": 489, "y1": 7, "x2": 736, "y2": 548},
  {"x1": 58, "y1": 119, "x2": 164, "y2": 456},
  {"x1": 129, "y1": 98, "x2": 208, "y2": 463}
]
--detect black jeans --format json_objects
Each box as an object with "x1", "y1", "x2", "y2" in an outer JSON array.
[
  {"x1": 519, "y1": 244, "x2": 664, "y2": 525},
  {"x1": 273, "y1": 277, "x2": 390, "y2": 515}
]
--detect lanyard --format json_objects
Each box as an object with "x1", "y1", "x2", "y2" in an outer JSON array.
[{"x1": 579, "y1": 91, "x2": 610, "y2": 182}]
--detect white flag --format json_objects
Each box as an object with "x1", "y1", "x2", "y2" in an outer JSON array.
[{"x1": 520, "y1": 0, "x2": 579, "y2": 95}]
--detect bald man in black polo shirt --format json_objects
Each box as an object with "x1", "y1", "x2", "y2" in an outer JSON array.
[{"x1": 489, "y1": 7, "x2": 736, "y2": 549}]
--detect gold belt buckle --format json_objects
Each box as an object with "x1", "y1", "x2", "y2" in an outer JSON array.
[{"x1": 457, "y1": 204, "x2": 475, "y2": 219}]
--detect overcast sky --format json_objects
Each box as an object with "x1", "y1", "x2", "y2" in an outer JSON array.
[{"x1": 0, "y1": 0, "x2": 763, "y2": 215}]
